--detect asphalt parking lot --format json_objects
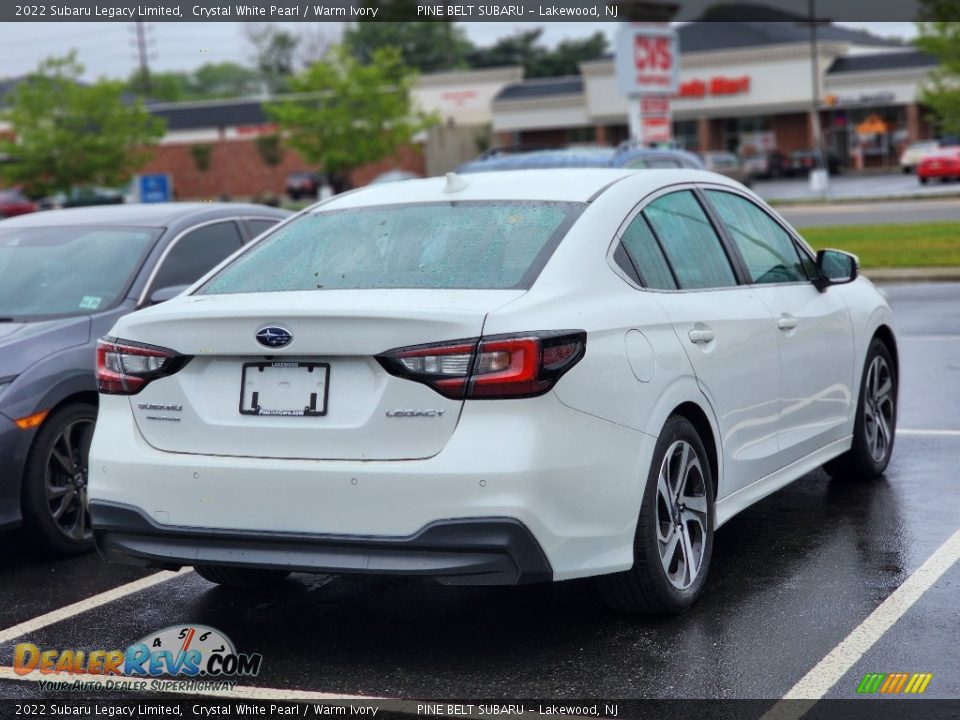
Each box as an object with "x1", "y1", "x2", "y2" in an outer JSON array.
[{"x1": 0, "y1": 283, "x2": 957, "y2": 705}]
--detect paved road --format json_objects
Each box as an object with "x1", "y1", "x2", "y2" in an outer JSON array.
[
  {"x1": 754, "y1": 172, "x2": 960, "y2": 203},
  {"x1": 0, "y1": 284, "x2": 958, "y2": 704},
  {"x1": 779, "y1": 198, "x2": 960, "y2": 228}
]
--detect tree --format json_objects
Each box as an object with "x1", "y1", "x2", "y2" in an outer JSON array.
[
  {"x1": 468, "y1": 29, "x2": 609, "y2": 78},
  {"x1": 189, "y1": 144, "x2": 214, "y2": 172},
  {"x1": 527, "y1": 32, "x2": 610, "y2": 78},
  {"x1": 246, "y1": 24, "x2": 299, "y2": 94},
  {"x1": 0, "y1": 52, "x2": 165, "y2": 198},
  {"x1": 254, "y1": 133, "x2": 284, "y2": 167},
  {"x1": 264, "y1": 46, "x2": 436, "y2": 179},
  {"x1": 127, "y1": 68, "x2": 190, "y2": 102},
  {"x1": 344, "y1": 20, "x2": 472, "y2": 73},
  {"x1": 190, "y1": 62, "x2": 261, "y2": 98},
  {"x1": 916, "y1": 20, "x2": 960, "y2": 135}
]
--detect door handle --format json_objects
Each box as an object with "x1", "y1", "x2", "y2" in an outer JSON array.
[
  {"x1": 777, "y1": 315, "x2": 799, "y2": 331},
  {"x1": 688, "y1": 328, "x2": 715, "y2": 344}
]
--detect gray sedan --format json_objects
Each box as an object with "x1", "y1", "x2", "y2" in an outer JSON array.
[{"x1": 0, "y1": 202, "x2": 290, "y2": 555}]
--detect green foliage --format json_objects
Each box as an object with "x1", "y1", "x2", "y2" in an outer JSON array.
[
  {"x1": 247, "y1": 25, "x2": 299, "y2": 94},
  {"x1": 344, "y1": 19, "x2": 472, "y2": 73},
  {"x1": 127, "y1": 68, "x2": 190, "y2": 102},
  {"x1": 126, "y1": 62, "x2": 261, "y2": 101},
  {"x1": 468, "y1": 29, "x2": 609, "y2": 78},
  {"x1": 265, "y1": 46, "x2": 437, "y2": 177},
  {"x1": 801, "y1": 221, "x2": 960, "y2": 268},
  {"x1": 0, "y1": 52, "x2": 165, "y2": 197},
  {"x1": 189, "y1": 144, "x2": 214, "y2": 172},
  {"x1": 254, "y1": 133, "x2": 284, "y2": 167},
  {"x1": 191, "y1": 62, "x2": 262, "y2": 98},
  {"x1": 916, "y1": 21, "x2": 960, "y2": 135}
]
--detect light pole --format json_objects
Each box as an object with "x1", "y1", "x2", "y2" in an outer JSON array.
[{"x1": 807, "y1": 0, "x2": 829, "y2": 195}]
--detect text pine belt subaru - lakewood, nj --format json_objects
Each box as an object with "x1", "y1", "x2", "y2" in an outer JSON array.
[{"x1": 88, "y1": 169, "x2": 897, "y2": 614}]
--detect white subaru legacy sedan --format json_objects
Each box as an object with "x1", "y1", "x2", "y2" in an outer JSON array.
[{"x1": 88, "y1": 169, "x2": 897, "y2": 614}]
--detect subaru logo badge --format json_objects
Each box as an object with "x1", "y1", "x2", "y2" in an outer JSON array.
[{"x1": 256, "y1": 326, "x2": 292, "y2": 348}]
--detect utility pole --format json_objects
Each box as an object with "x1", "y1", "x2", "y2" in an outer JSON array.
[{"x1": 133, "y1": 21, "x2": 152, "y2": 95}]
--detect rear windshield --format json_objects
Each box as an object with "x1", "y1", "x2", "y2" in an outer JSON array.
[{"x1": 199, "y1": 201, "x2": 583, "y2": 293}]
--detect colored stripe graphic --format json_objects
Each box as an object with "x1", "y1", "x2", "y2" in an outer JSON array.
[
  {"x1": 858, "y1": 672, "x2": 932, "y2": 694},
  {"x1": 857, "y1": 673, "x2": 885, "y2": 694}
]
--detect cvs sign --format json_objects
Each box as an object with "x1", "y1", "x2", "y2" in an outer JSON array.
[{"x1": 616, "y1": 25, "x2": 679, "y2": 96}]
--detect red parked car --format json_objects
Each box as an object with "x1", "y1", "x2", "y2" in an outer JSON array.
[
  {"x1": 917, "y1": 148, "x2": 960, "y2": 184},
  {"x1": 0, "y1": 188, "x2": 36, "y2": 219}
]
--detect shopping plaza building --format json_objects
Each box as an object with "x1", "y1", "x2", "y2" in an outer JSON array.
[
  {"x1": 1, "y1": 18, "x2": 940, "y2": 198},
  {"x1": 492, "y1": 21, "x2": 939, "y2": 169}
]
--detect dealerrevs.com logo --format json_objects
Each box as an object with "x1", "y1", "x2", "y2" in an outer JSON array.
[
  {"x1": 857, "y1": 672, "x2": 934, "y2": 695},
  {"x1": 13, "y1": 625, "x2": 262, "y2": 693}
]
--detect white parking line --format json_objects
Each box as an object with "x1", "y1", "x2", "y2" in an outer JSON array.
[
  {"x1": 898, "y1": 429, "x2": 960, "y2": 437},
  {"x1": 761, "y1": 528, "x2": 960, "y2": 718},
  {"x1": 0, "y1": 569, "x2": 191, "y2": 646}
]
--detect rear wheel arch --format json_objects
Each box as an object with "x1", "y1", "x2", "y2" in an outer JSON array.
[{"x1": 670, "y1": 401, "x2": 719, "y2": 502}]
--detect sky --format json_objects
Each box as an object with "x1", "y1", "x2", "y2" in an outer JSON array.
[{"x1": 0, "y1": 21, "x2": 919, "y2": 82}]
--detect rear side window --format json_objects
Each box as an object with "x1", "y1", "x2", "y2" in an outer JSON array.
[
  {"x1": 200, "y1": 201, "x2": 583, "y2": 293},
  {"x1": 619, "y1": 215, "x2": 676, "y2": 289},
  {"x1": 705, "y1": 191, "x2": 807, "y2": 284},
  {"x1": 151, "y1": 221, "x2": 243, "y2": 291},
  {"x1": 643, "y1": 191, "x2": 737, "y2": 289},
  {"x1": 245, "y1": 218, "x2": 281, "y2": 239}
]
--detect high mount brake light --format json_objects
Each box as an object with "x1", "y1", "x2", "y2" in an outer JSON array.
[
  {"x1": 96, "y1": 339, "x2": 188, "y2": 395},
  {"x1": 376, "y1": 331, "x2": 586, "y2": 400}
]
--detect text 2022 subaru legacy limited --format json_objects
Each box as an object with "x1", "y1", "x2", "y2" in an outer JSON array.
[{"x1": 88, "y1": 170, "x2": 897, "y2": 614}]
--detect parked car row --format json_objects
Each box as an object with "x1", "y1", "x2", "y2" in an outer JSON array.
[
  {"x1": 456, "y1": 145, "x2": 844, "y2": 184},
  {"x1": 917, "y1": 147, "x2": 960, "y2": 184},
  {"x1": 899, "y1": 137, "x2": 960, "y2": 174},
  {"x1": 0, "y1": 203, "x2": 290, "y2": 553}
]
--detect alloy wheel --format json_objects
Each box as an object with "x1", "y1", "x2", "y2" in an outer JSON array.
[
  {"x1": 44, "y1": 417, "x2": 94, "y2": 543},
  {"x1": 655, "y1": 440, "x2": 708, "y2": 590},
  {"x1": 863, "y1": 355, "x2": 895, "y2": 464}
]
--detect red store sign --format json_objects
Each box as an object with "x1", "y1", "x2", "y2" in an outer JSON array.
[{"x1": 677, "y1": 76, "x2": 751, "y2": 99}]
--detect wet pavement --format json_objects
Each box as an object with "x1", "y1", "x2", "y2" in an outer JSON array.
[{"x1": 0, "y1": 283, "x2": 958, "y2": 702}]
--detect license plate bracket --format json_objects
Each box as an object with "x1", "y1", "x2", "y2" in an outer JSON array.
[{"x1": 239, "y1": 361, "x2": 329, "y2": 417}]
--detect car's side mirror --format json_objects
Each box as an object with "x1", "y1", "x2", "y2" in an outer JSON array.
[
  {"x1": 814, "y1": 249, "x2": 858, "y2": 291},
  {"x1": 148, "y1": 284, "x2": 189, "y2": 305}
]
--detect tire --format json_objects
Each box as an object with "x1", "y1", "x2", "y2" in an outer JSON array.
[
  {"x1": 825, "y1": 338, "x2": 897, "y2": 482},
  {"x1": 919, "y1": 177, "x2": 928, "y2": 185},
  {"x1": 195, "y1": 565, "x2": 291, "y2": 588},
  {"x1": 598, "y1": 415, "x2": 715, "y2": 615},
  {"x1": 21, "y1": 403, "x2": 97, "y2": 556}
]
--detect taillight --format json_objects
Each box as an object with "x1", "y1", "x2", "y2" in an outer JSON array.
[
  {"x1": 96, "y1": 338, "x2": 188, "y2": 395},
  {"x1": 376, "y1": 331, "x2": 586, "y2": 400}
]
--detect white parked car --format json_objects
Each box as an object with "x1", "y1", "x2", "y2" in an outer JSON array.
[
  {"x1": 88, "y1": 169, "x2": 897, "y2": 614},
  {"x1": 899, "y1": 140, "x2": 940, "y2": 173}
]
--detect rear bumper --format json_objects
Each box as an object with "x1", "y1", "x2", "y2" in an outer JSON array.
[
  {"x1": 89, "y1": 393, "x2": 655, "y2": 581},
  {"x1": 91, "y1": 501, "x2": 552, "y2": 585}
]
